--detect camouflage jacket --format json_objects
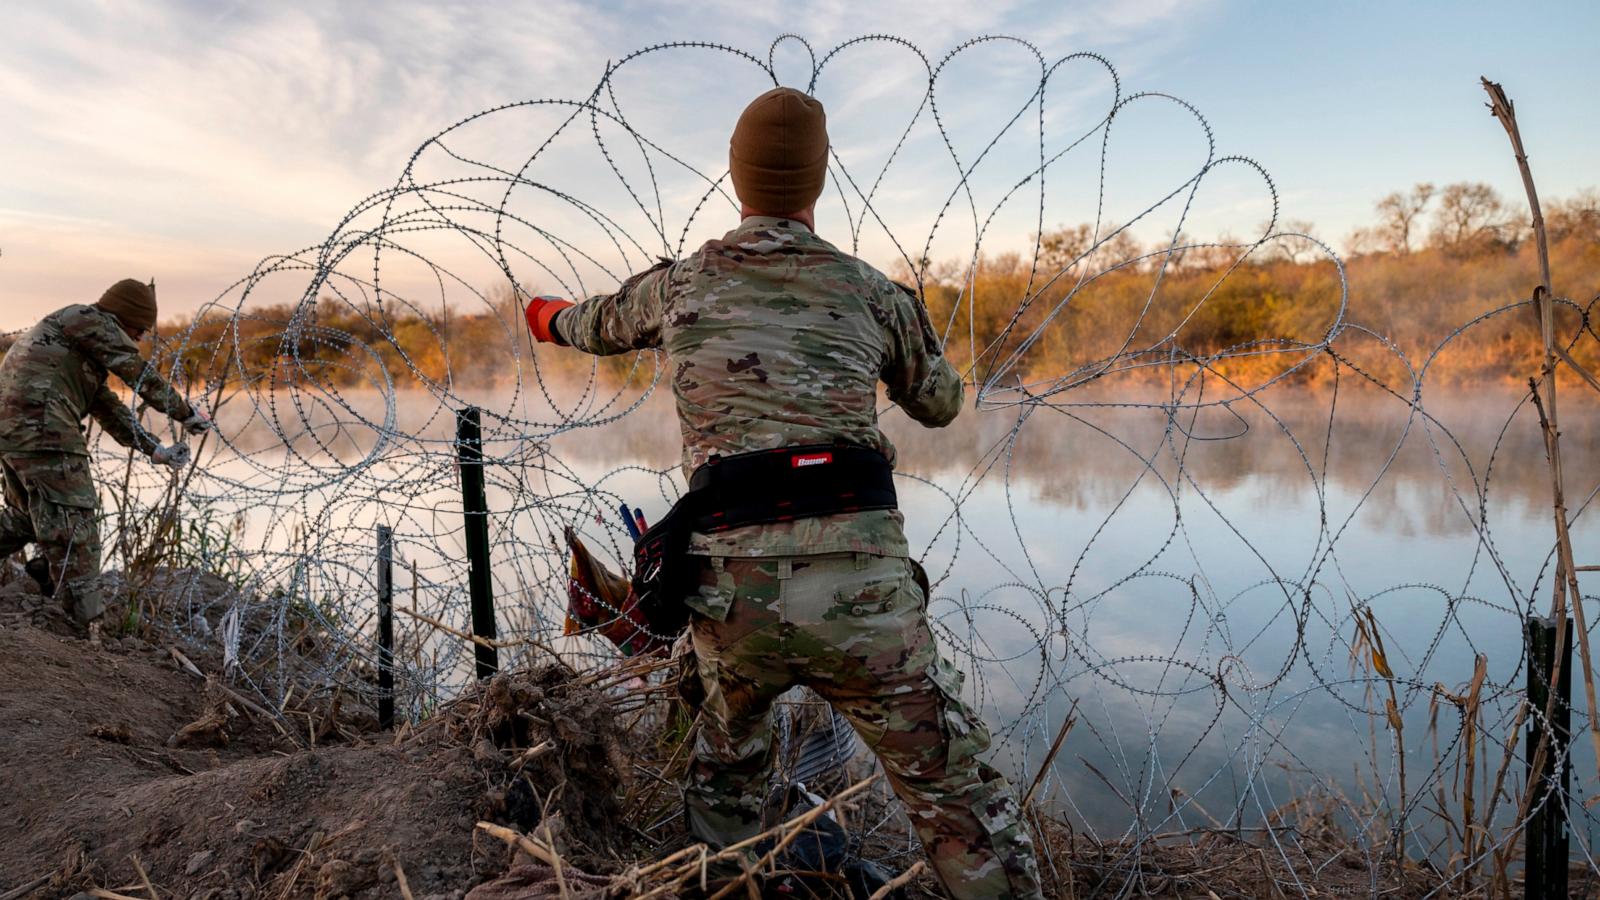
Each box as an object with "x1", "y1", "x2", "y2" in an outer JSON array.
[
  {"x1": 0, "y1": 304, "x2": 192, "y2": 457},
  {"x1": 555, "y1": 216, "x2": 962, "y2": 558}
]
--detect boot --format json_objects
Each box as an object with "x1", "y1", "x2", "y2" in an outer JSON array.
[{"x1": 24, "y1": 556, "x2": 54, "y2": 597}]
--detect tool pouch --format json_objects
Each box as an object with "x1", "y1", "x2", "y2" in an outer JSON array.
[{"x1": 631, "y1": 498, "x2": 696, "y2": 638}]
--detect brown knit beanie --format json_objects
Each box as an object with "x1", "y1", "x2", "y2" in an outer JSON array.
[
  {"x1": 728, "y1": 87, "x2": 829, "y2": 214},
  {"x1": 95, "y1": 279, "x2": 158, "y2": 332}
]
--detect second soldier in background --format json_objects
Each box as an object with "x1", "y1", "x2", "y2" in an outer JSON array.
[{"x1": 0, "y1": 281, "x2": 209, "y2": 633}]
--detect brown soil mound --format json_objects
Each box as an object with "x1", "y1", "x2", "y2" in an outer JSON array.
[{"x1": 0, "y1": 580, "x2": 633, "y2": 899}]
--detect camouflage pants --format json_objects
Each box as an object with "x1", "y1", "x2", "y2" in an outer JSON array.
[
  {"x1": 684, "y1": 552, "x2": 1043, "y2": 900},
  {"x1": 0, "y1": 453, "x2": 104, "y2": 625}
]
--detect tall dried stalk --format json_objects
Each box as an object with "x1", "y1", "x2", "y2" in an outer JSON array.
[
  {"x1": 1482, "y1": 77, "x2": 1600, "y2": 802},
  {"x1": 1459, "y1": 656, "x2": 1487, "y2": 879},
  {"x1": 1433, "y1": 654, "x2": 1488, "y2": 887},
  {"x1": 1352, "y1": 604, "x2": 1407, "y2": 858},
  {"x1": 1478, "y1": 80, "x2": 1600, "y2": 890}
]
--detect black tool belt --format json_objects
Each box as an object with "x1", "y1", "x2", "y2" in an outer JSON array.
[{"x1": 631, "y1": 443, "x2": 898, "y2": 636}]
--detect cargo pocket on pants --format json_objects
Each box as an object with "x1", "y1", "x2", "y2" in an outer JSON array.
[
  {"x1": 966, "y1": 766, "x2": 1043, "y2": 896},
  {"x1": 20, "y1": 455, "x2": 98, "y2": 511},
  {"x1": 926, "y1": 653, "x2": 991, "y2": 766},
  {"x1": 969, "y1": 765, "x2": 1024, "y2": 839}
]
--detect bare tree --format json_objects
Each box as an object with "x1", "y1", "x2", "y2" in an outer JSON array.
[
  {"x1": 1038, "y1": 223, "x2": 1143, "y2": 275},
  {"x1": 1097, "y1": 226, "x2": 1144, "y2": 269},
  {"x1": 1547, "y1": 187, "x2": 1600, "y2": 244},
  {"x1": 889, "y1": 255, "x2": 961, "y2": 288},
  {"x1": 1374, "y1": 182, "x2": 1435, "y2": 254},
  {"x1": 1344, "y1": 226, "x2": 1378, "y2": 258},
  {"x1": 1258, "y1": 218, "x2": 1322, "y2": 264},
  {"x1": 1431, "y1": 181, "x2": 1513, "y2": 255},
  {"x1": 1038, "y1": 224, "x2": 1092, "y2": 275}
]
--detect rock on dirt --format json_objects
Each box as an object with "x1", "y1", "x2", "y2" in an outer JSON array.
[{"x1": 185, "y1": 849, "x2": 215, "y2": 876}]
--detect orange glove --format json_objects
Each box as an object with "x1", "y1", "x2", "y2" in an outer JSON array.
[{"x1": 525, "y1": 296, "x2": 574, "y2": 344}]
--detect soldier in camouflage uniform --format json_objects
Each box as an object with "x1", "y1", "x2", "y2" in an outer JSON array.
[
  {"x1": 525, "y1": 87, "x2": 1043, "y2": 898},
  {"x1": 0, "y1": 280, "x2": 211, "y2": 627}
]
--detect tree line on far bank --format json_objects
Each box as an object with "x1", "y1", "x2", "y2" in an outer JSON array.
[
  {"x1": 900, "y1": 182, "x2": 1598, "y2": 390},
  {"x1": 4, "y1": 182, "x2": 1595, "y2": 393}
]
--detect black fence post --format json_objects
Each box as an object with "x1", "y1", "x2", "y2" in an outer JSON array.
[
  {"x1": 457, "y1": 407, "x2": 499, "y2": 678},
  {"x1": 1525, "y1": 615, "x2": 1571, "y2": 900},
  {"x1": 376, "y1": 525, "x2": 395, "y2": 729}
]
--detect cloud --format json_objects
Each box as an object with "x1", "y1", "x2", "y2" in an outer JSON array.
[
  {"x1": 0, "y1": 0, "x2": 1209, "y2": 326},
  {"x1": 0, "y1": 1, "x2": 615, "y2": 322},
  {"x1": 0, "y1": 2, "x2": 614, "y2": 225}
]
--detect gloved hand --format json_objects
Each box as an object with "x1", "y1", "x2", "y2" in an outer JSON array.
[
  {"x1": 180, "y1": 410, "x2": 213, "y2": 435},
  {"x1": 524, "y1": 295, "x2": 574, "y2": 344},
  {"x1": 152, "y1": 443, "x2": 192, "y2": 470}
]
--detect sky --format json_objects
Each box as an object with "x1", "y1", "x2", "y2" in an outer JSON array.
[{"x1": 1, "y1": 0, "x2": 1596, "y2": 328}]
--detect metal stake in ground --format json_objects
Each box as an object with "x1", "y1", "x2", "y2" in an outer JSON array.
[
  {"x1": 457, "y1": 407, "x2": 499, "y2": 678},
  {"x1": 377, "y1": 524, "x2": 395, "y2": 729},
  {"x1": 1524, "y1": 614, "x2": 1571, "y2": 900}
]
